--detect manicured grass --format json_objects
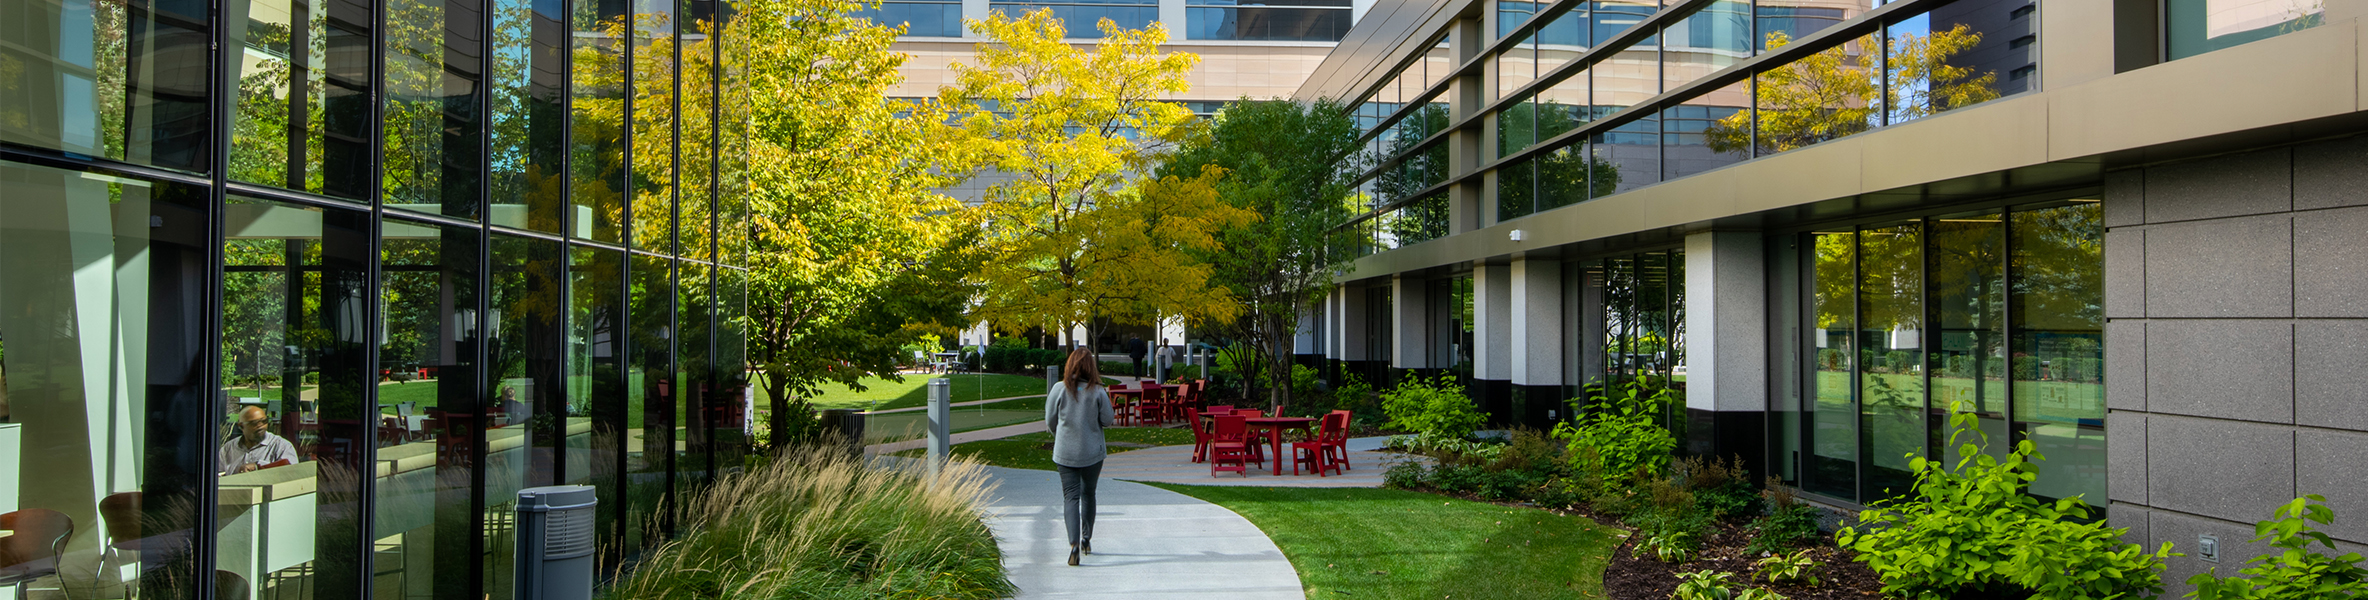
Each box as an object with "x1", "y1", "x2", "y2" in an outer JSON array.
[
  {"x1": 806, "y1": 374, "x2": 1123, "y2": 411},
  {"x1": 888, "y1": 427, "x2": 1194, "y2": 470},
  {"x1": 1145, "y1": 485, "x2": 1623, "y2": 600}
]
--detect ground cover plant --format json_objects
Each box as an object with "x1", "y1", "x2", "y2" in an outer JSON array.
[
  {"x1": 1146, "y1": 484, "x2": 1623, "y2": 599},
  {"x1": 2185, "y1": 495, "x2": 2368, "y2": 599},
  {"x1": 602, "y1": 445, "x2": 1011, "y2": 600},
  {"x1": 888, "y1": 427, "x2": 1195, "y2": 470}
]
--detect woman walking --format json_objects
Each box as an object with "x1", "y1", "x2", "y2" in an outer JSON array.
[{"x1": 1045, "y1": 347, "x2": 1115, "y2": 566}]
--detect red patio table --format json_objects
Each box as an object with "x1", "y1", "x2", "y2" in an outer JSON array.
[
  {"x1": 1243, "y1": 416, "x2": 1318, "y2": 476},
  {"x1": 1109, "y1": 386, "x2": 1149, "y2": 425}
]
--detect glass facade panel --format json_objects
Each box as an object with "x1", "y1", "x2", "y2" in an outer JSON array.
[
  {"x1": 2010, "y1": 203, "x2": 2104, "y2": 504},
  {"x1": 572, "y1": 0, "x2": 629, "y2": 242},
  {"x1": 627, "y1": 253, "x2": 674, "y2": 544},
  {"x1": 1755, "y1": 0, "x2": 1857, "y2": 49},
  {"x1": 1, "y1": 159, "x2": 214, "y2": 599},
  {"x1": 384, "y1": 0, "x2": 485, "y2": 220},
  {"x1": 486, "y1": 233, "x2": 564, "y2": 598},
  {"x1": 372, "y1": 219, "x2": 480, "y2": 600},
  {"x1": 1857, "y1": 222, "x2": 1922, "y2": 500},
  {"x1": 1537, "y1": 70, "x2": 1590, "y2": 142},
  {"x1": 228, "y1": 0, "x2": 374, "y2": 197},
  {"x1": 856, "y1": 1, "x2": 965, "y2": 37},
  {"x1": 567, "y1": 244, "x2": 630, "y2": 567},
  {"x1": 1537, "y1": 142, "x2": 1606, "y2": 212},
  {"x1": 1499, "y1": 0, "x2": 1543, "y2": 38},
  {"x1": 1885, "y1": 9, "x2": 2024, "y2": 127},
  {"x1": 1497, "y1": 30, "x2": 1534, "y2": 101},
  {"x1": 2167, "y1": 0, "x2": 2321, "y2": 59},
  {"x1": 1753, "y1": 32, "x2": 1876, "y2": 156},
  {"x1": 987, "y1": 3, "x2": 1158, "y2": 32},
  {"x1": 1186, "y1": 0, "x2": 1352, "y2": 42},
  {"x1": 1664, "y1": 79, "x2": 1748, "y2": 179},
  {"x1": 1662, "y1": 0, "x2": 1749, "y2": 92},
  {"x1": 1497, "y1": 156, "x2": 1535, "y2": 219},
  {"x1": 1806, "y1": 230, "x2": 1858, "y2": 499},
  {"x1": 3, "y1": 0, "x2": 213, "y2": 171},
  {"x1": 1929, "y1": 213, "x2": 2008, "y2": 465},
  {"x1": 632, "y1": 0, "x2": 678, "y2": 254},
  {"x1": 493, "y1": 0, "x2": 570, "y2": 233},
  {"x1": 218, "y1": 195, "x2": 376, "y2": 597}
]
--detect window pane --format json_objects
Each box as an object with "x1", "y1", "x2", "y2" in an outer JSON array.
[
  {"x1": 1755, "y1": 1, "x2": 1857, "y2": 49},
  {"x1": 485, "y1": 233, "x2": 564, "y2": 598},
  {"x1": 1590, "y1": 0, "x2": 1653, "y2": 43},
  {"x1": 492, "y1": 0, "x2": 569, "y2": 232},
  {"x1": 676, "y1": 262, "x2": 711, "y2": 494},
  {"x1": 566, "y1": 245, "x2": 628, "y2": 567},
  {"x1": 1857, "y1": 222, "x2": 1922, "y2": 500},
  {"x1": 1886, "y1": 10, "x2": 2020, "y2": 127},
  {"x1": 1664, "y1": 79, "x2": 1748, "y2": 180},
  {"x1": 1807, "y1": 231, "x2": 1858, "y2": 501},
  {"x1": 372, "y1": 218, "x2": 480, "y2": 599},
  {"x1": 1185, "y1": 5, "x2": 1351, "y2": 41},
  {"x1": 1536, "y1": 69, "x2": 1589, "y2": 142},
  {"x1": 2166, "y1": 0, "x2": 2319, "y2": 60},
  {"x1": 217, "y1": 195, "x2": 376, "y2": 596},
  {"x1": 856, "y1": 2, "x2": 964, "y2": 37},
  {"x1": 573, "y1": 0, "x2": 628, "y2": 242},
  {"x1": 3, "y1": 0, "x2": 212, "y2": 171},
  {"x1": 1537, "y1": 142, "x2": 1604, "y2": 211},
  {"x1": 628, "y1": 253, "x2": 675, "y2": 542},
  {"x1": 1498, "y1": 98, "x2": 1537, "y2": 158},
  {"x1": 1496, "y1": 31, "x2": 1534, "y2": 101},
  {"x1": 632, "y1": 0, "x2": 678, "y2": 254},
  {"x1": 2010, "y1": 203, "x2": 2105, "y2": 504},
  {"x1": 229, "y1": 0, "x2": 363, "y2": 195},
  {"x1": 986, "y1": 4, "x2": 1157, "y2": 32},
  {"x1": 2, "y1": 160, "x2": 212, "y2": 598},
  {"x1": 384, "y1": 0, "x2": 485, "y2": 220},
  {"x1": 1382, "y1": 193, "x2": 1449, "y2": 247},
  {"x1": 1754, "y1": 32, "x2": 1877, "y2": 155},
  {"x1": 713, "y1": 267, "x2": 749, "y2": 475},
  {"x1": 1497, "y1": 157, "x2": 1535, "y2": 220},
  {"x1": 1535, "y1": 5, "x2": 1588, "y2": 55},
  {"x1": 1662, "y1": 0, "x2": 1749, "y2": 92},
  {"x1": 681, "y1": 7, "x2": 718, "y2": 263},
  {"x1": 1930, "y1": 212, "x2": 2009, "y2": 465}
]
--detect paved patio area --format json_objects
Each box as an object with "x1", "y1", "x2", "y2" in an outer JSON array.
[{"x1": 1100, "y1": 436, "x2": 1405, "y2": 488}]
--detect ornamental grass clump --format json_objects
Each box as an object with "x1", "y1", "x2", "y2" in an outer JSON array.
[{"x1": 603, "y1": 445, "x2": 1014, "y2": 600}]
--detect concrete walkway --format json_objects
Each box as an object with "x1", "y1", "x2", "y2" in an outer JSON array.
[{"x1": 978, "y1": 464, "x2": 1305, "y2": 600}]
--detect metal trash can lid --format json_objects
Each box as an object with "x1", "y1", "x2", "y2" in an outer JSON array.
[{"x1": 517, "y1": 485, "x2": 597, "y2": 511}]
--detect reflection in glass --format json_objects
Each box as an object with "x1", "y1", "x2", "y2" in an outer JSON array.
[
  {"x1": 1929, "y1": 213, "x2": 2008, "y2": 465},
  {"x1": 681, "y1": 10, "x2": 718, "y2": 264},
  {"x1": 1499, "y1": 0, "x2": 1543, "y2": 37},
  {"x1": 986, "y1": 4, "x2": 1158, "y2": 32},
  {"x1": 1381, "y1": 194, "x2": 1450, "y2": 248},
  {"x1": 1807, "y1": 231, "x2": 1857, "y2": 500},
  {"x1": 3, "y1": 0, "x2": 212, "y2": 171},
  {"x1": 572, "y1": 0, "x2": 628, "y2": 242},
  {"x1": 384, "y1": 0, "x2": 484, "y2": 220},
  {"x1": 2167, "y1": 0, "x2": 2321, "y2": 59},
  {"x1": 677, "y1": 262, "x2": 711, "y2": 495},
  {"x1": 568, "y1": 245, "x2": 629, "y2": 568},
  {"x1": 227, "y1": 0, "x2": 332, "y2": 192},
  {"x1": 372, "y1": 219, "x2": 480, "y2": 600},
  {"x1": 1538, "y1": 143, "x2": 1613, "y2": 212},
  {"x1": 1591, "y1": 30, "x2": 1658, "y2": 194},
  {"x1": 1885, "y1": 13, "x2": 2010, "y2": 126},
  {"x1": 712, "y1": 267, "x2": 750, "y2": 476},
  {"x1": 492, "y1": 0, "x2": 570, "y2": 232},
  {"x1": 632, "y1": 0, "x2": 678, "y2": 253},
  {"x1": 854, "y1": 1, "x2": 964, "y2": 37},
  {"x1": 486, "y1": 234, "x2": 564, "y2": 598},
  {"x1": 1663, "y1": 80, "x2": 1748, "y2": 179},
  {"x1": 218, "y1": 195, "x2": 375, "y2": 596},
  {"x1": 1857, "y1": 222, "x2": 1922, "y2": 500},
  {"x1": 2011, "y1": 203, "x2": 2104, "y2": 504},
  {"x1": 1497, "y1": 31, "x2": 1535, "y2": 101},
  {"x1": 1755, "y1": 0, "x2": 1855, "y2": 48},
  {"x1": 1535, "y1": 5, "x2": 1589, "y2": 72},
  {"x1": 1498, "y1": 157, "x2": 1535, "y2": 220},
  {"x1": 1536, "y1": 70, "x2": 1590, "y2": 143},
  {"x1": 1662, "y1": 0, "x2": 1749, "y2": 92},
  {"x1": 2, "y1": 159, "x2": 213, "y2": 598},
  {"x1": 1741, "y1": 32, "x2": 1877, "y2": 156},
  {"x1": 1186, "y1": 0, "x2": 1351, "y2": 42},
  {"x1": 628, "y1": 253, "x2": 675, "y2": 542}
]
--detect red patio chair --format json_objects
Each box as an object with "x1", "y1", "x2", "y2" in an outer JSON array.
[
  {"x1": 1188, "y1": 408, "x2": 1214, "y2": 463},
  {"x1": 1141, "y1": 382, "x2": 1167, "y2": 424},
  {"x1": 1291, "y1": 412, "x2": 1343, "y2": 477},
  {"x1": 1324, "y1": 410, "x2": 1354, "y2": 471},
  {"x1": 1209, "y1": 414, "x2": 1255, "y2": 477}
]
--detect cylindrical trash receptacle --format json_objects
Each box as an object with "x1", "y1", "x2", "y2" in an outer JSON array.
[
  {"x1": 515, "y1": 485, "x2": 596, "y2": 600},
  {"x1": 817, "y1": 408, "x2": 866, "y2": 457},
  {"x1": 1044, "y1": 365, "x2": 1060, "y2": 388}
]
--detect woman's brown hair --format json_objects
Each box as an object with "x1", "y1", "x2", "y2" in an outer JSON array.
[{"x1": 1062, "y1": 346, "x2": 1101, "y2": 396}]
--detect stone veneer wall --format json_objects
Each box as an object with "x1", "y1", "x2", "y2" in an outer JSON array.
[{"x1": 2102, "y1": 133, "x2": 2368, "y2": 593}]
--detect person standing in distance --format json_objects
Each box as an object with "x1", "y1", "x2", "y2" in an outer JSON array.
[{"x1": 1045, "y1": 347, "x2": 1114, "y2": 566}]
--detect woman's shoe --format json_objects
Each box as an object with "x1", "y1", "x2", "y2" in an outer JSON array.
[
  {"x1": 1068, "y1": 546, "x2": 1081, "y2": 566},
  {"x1": 1081, "y1": 539, "x2": 1092, "y2": 555}
]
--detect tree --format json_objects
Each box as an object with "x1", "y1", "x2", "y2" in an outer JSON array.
[
  {"x1": 1705, "y1": 26, "x2": 1998, "y2": 156},
  {"x1": 722, "y1": 0, "x2": 981, "y2": 447},
  {"x1": 941, "y1": 10, "x2": 1248, "y2": 345},
  {"x1": 1158, "y1": 98, "x2": 1362, "y2": 408}
]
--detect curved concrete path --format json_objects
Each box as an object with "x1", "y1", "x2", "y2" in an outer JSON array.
[{"x1": 978, "y1": 464, "x2": 1305, "y2": 600}]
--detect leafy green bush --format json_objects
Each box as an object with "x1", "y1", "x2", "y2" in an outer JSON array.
[
  {"x1": 603, "y1": 445, "x2": 1013, "y2": 599},
  {"x1": 1746, "y1": 502, "x2": 1825, "y2": 555},
  {"x1": 1553, "y1": 381, "x2": 1678, "y2": 489},
  {"x1": 1678, "y1": 455, "x2": 1762, "y2": 522},
  {"x1": 2186, "y1": 495, "x2": 2368, "y2": 599},
  {"x1": 1379, "y1": 372, "x2": 1485, "y2": 441},
  {"x1": 1754, "y1": 550, "x2": 1821, "y2": 587},
  {"x1": 1836, "y1": 407, "x2": 2175, "y2": 600},
  {"x1": 1643, "y1": 531, "x2": 1697, "y2": 563}
]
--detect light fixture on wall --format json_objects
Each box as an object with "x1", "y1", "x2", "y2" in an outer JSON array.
[{"x1": 1509, "y1": 229, "x2": 1525, "y2": 242}]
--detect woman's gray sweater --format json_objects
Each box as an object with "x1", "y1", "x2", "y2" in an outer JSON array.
[{"x1": 1045, "y1": 382, "x2": 1116, "y2": 468}]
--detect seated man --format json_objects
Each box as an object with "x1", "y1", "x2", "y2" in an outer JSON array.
[{"x1": 219, "y1": 405, "x2": 299, "y2": 475}]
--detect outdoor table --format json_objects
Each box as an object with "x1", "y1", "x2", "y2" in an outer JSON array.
[
  {"x1": 1110, "y1": 386, "x2": 1149, "y2": 424},
  {"x1": 1243, "y1": 416, "x2": 1318, "y2": 476}
]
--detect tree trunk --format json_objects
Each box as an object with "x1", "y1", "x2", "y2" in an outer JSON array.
[{"x1": 765, "y1": 374, "x2": 791, "y2": 453}]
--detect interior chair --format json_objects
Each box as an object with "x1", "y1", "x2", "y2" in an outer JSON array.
[
  {"x1": 0, "y1": 508, "x2": 75, "y2": 600},
  {"x1": 97, "y1": 492, "x2": 145, "y2": 598}
]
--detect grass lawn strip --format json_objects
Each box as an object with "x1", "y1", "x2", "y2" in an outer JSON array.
[
  {"x1": 806, "y1": 373, "x2": 1055, "y2": 411},
  {"x1": 888, "y1": 427, "x2": 1195, "y2": 471},
  {"x1": 1146, "y1": 485, "x2": 1622, "y2": 600}
]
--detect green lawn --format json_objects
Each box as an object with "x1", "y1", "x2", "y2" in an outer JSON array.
[
  {"x1": 888, "y1": 427, "x2": 1194, "y2": 470},
  {"x1": 1147, "y1": 485, "x2": 1623, "y2": 600},
  {"x1": 806, "y1": 373, "x2": 1123, "y2": 411}
]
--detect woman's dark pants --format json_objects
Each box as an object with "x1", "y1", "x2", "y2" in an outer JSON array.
[{"x1": 1057, "y1": 460, "x2": 1104, "y2": 546}]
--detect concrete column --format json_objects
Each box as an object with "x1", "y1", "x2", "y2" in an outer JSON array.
[
  {"x1": 1473, "y1": 264, "x2": 1512, "y2": 380},
  {"x1": 1511, "y1": 257, "x2": 1563, "y2": 386},
  {"x1": 1392, "y1": 274, "x2": 1430, "y2": 369},
  {"x1": 1337, "y1": 285, "x2": 1367, "y2": 361},
  {"x1": 1683, "y1": 231, "x2": 1767, "y2": 413}
]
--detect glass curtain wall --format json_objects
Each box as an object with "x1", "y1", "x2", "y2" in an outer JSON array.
[
  {"x1": 1566, "y1": 249, "x2": 1684, "y2": 417},
  {"x1": 1777, "y1": 201, "x2": 2102, "y2": 505},
  {"x1": 0, "y1": 0, "x2": 750, "y2": 594}
]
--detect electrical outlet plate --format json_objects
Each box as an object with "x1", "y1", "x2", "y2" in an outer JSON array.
[{"x1": 2198, "y1": 534, "x2": 2219, "y2": 563}]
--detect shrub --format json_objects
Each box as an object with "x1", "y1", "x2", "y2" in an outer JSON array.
[
  {"x1": 602, "y1": 445, "x2": 1013, "y2": 599},
  {"x1": 1382, "y1": 458, "x2": 1429, "y2": 490},
  {"x1": 2186, "y1": 495, "x2": 2368, "y2": 599},
  {"x1": 1379, "y1": 372, "x2": 1485, "y2": 441},
  {"x1": 1755, "y1": 550, "x2": 1821, "y2": 586},
  {"x1": 1674, "y1": 570, "x2": 1738, "y2": 599},
  {"x1": 1836, "y1": 406, "x2": 2175, "y2": 600},
  {"x1": 1643, "y1": 532, "x2": 1697, "y2": 563},
  {"x1": 1678, "y1": 455, "x2": 1762, "y2": 521},
  {"x1": 1745, "y1": 502, "x2": 1825, "y2": 555},
  {"x1": 1553, "y1": 381, "x2": 1678, "y2": 489}
]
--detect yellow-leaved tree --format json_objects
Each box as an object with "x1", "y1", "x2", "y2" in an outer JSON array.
[{"x1": 942, "y1": 10, "x2": 1254, "y2": 345}]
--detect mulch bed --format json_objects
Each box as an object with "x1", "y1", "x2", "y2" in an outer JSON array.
[{"x1": 1603, "y1": 518, "x2": 1885, "y2": 599}]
